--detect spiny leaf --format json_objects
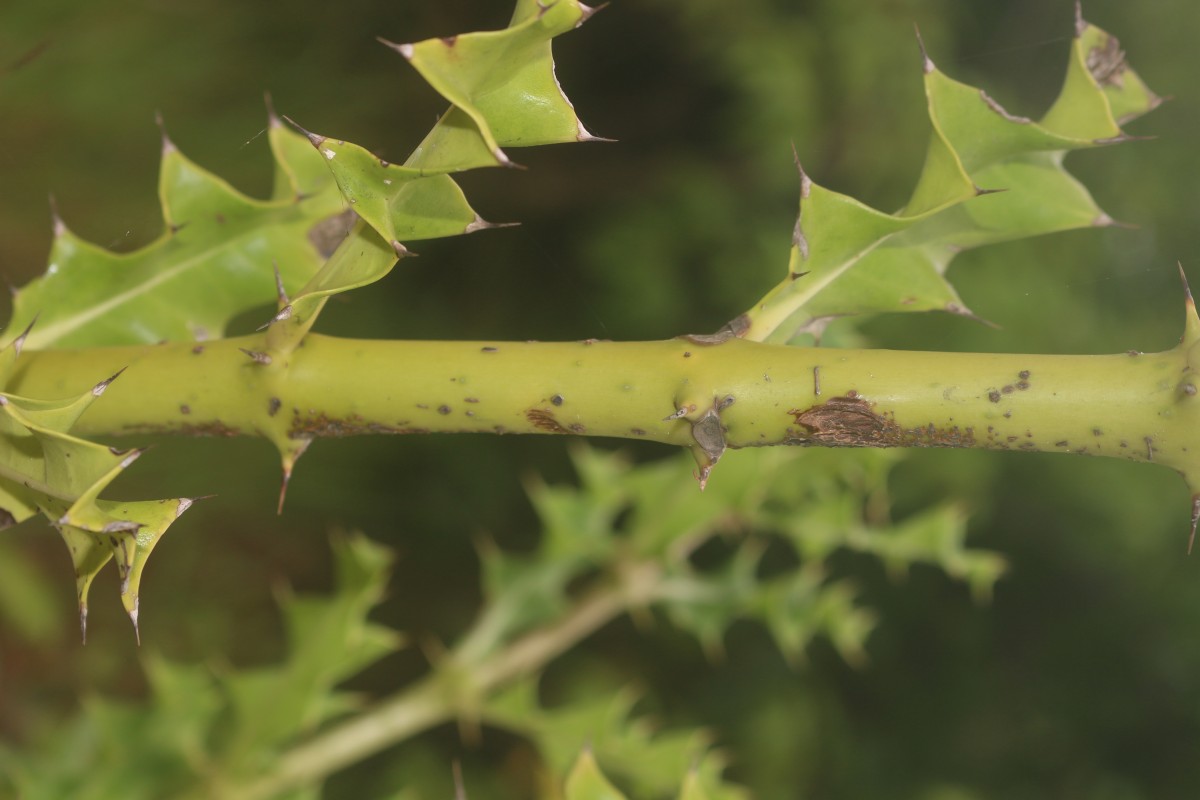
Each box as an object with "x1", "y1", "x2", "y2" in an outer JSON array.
[
  {"x1": 564, "y1": 750, "x2": 628, "y2": 800},
  {"x1": 295, "y1": 128, "x2": 494, "y2": 244},
  {"x1": 222, "y1": 533, "x2": 402, "y2": 768},
  {"x1": 0, "y1": 534, "x2": 399, "y2": 798},
  {"x1": 3, "y1": 114, "x2": 341, "y2": 351},
  {"x1": 394, "y1": 0, "x2": 603, "y2": 172},
  {"x1": 740, "y1": 11, "x2": 1161, "y2": 344},
  {"x1": 488, "y1": 685, "x2": 743, "y2": 799},
  {"x1": 266, "y1": 0, "x2": 601, "y2": 347},
  {"x1": 0, "y1": 376, "x2": 192, "y2": 639},
  {"x1": 263, "y1": 121, "x2": 494, "y2": 349}
]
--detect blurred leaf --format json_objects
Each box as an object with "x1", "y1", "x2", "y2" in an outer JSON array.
[
  {"x1": 564, "y1": 749, "x2": 628, "y2": 800},
  {"x1": 222, "y1": 533, "x2": 402, "y2": 772}
]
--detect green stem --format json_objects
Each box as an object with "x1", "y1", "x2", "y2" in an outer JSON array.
[{"x1": 11, "y1": 333, "x2": 1200, "y2": 490}]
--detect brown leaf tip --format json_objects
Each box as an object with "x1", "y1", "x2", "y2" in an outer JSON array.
[
  {"x1": 264, "y1": 91, "x2": 282, "y2": 129},
  {"x1": 914, "y1": 24, "x2": 934, "y2": 74},
  {"x1": 130, "y1": 599, "x2": 141, "y2": 646},
  {"x1": 578, "y1": 3, "x2": 609, "y2": 27},
  {"x1": 377, "y1": 36, "x2": 414, "y2": 60},
  {"x1": 49, "y1": 194, "x2": 66, "y2": 238},
  {"x1": 1190, "y1": 494, "x2": 1200, "y2": 554},
  {"x1": 155, "y1": 111, "x2": 177, "y2": 155},
  {"x1": 92, "y1": 366, "x2": 128, "y2": 396},
  {"x1": 1074, "y1": 0, "x2": 1087, "y2": 38},
  {"x1": 12, "y1": 315, "x2": 39, "y2": 356},
  {"x1": 281, "y1": 115, "x2": 326, "y2": 149}
]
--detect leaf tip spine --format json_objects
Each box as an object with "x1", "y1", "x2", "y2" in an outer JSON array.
[
  {"x1": 579, "y1": 2, "x2": 608, "y2": 26},
  {"x1": 92, "y1": 366, "x2": 128, "y2": 396},
  {"x1": 376, "y1": 36, "x2": 413, "y2": 60},
  {"x1": 129, "y1": 598, "x2": 141, "y2": 646},
  {"x1": 281, "y1": 114, "x2": 325, "y2": 149},
  {"x1": 264, "y1": 91, "x2": 282, "y2": 129},
  {"x1": 1189, "y1": 494, "x2": 1200, "y2": 555},
  {"x1": 1179, "y1": 263, "x2": 1200, "y2": 347},
  {"x1": 155, "y1": 110, "x2": 177, "y2": 156},
  {"x1": 48, "y1": 194, "x2": 66, "y2": 238},
  {"x1": 913, "y1": 23, "x2": 935, "y2": 74}
]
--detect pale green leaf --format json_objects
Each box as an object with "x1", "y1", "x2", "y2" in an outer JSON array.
[
  {"x1": 5, "y1": 118, "x2": 341, "y2": 351},
  {"x1": 741, "y1": 15, "x2": 1161, "y2": 343},
  {"x1": 399, "y1": 0, "x2": 602, "y2": 172}
]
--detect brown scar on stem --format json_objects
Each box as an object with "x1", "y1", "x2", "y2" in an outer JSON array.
[
  {"x1": 120, "y1": 421, "x2": 242, "y2": 437},
  {"x1": 786, "y1": 394, "x2": 976, "y2": 448},
  {"x1": 1145, "y1": 436, "x2": 1154, "y2": 461},
  {"x1": 290, "y1": 412, "x2": 430, "y2": 437},
  {"x1": 526, "y1": 408, "x2": 571, "y2": 434}
]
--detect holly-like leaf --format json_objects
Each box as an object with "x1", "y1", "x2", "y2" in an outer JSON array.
[
  {"x1": 221, "y1": 533, "x2": 403, "y2": 771},
  {"x1": 395, "y1": 0, "x2": 603, "y2": 172},
  {"x1": 3, "y1": 113, "x2": 342, "y2": 351},
  {"x1": 740, "y1": 9, "x2": 1162, "y2": 343},
  {"x1": 266, "y1": 0, "x2": 602, "y2": 348},
  {"x1": 0, "y1": 370, "x2": 193, "y2": 640}
]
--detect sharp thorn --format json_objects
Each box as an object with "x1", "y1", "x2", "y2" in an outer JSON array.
[
  {"x1": 280, "y1": 115, "x2": 325, "y2": 148},
  {"x1": 92, "y1": 366, "x2": 128, "y2": 396}
]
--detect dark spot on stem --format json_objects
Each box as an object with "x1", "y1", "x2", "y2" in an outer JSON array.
[
  {"x1": 192, "y1": 345, "x2": 205, "y2": 355},
  {"x1": 1093, "y1": 428, "x2": 1104, "y2": 437},
  {"x1": 988, "y1": 390, "x2": 1002, "y2": 403},
  {"x1": 526, "y1": 408, "x2": 570, "y2": 434},
  {"x1": 180, "y1": 404, "x2": 191, "y2": 415},
  {"x1": 631, "y1": 428, "x2": 646, "y2": 436},
  {"x1": 465, "y1": 397, "x2": 479, "y2": 403},
  {"x1": 1016, "y1": 381, "x2": 1030, "y2": 391},
  {"x1": 1018, "y1": 370, "x2": 1031, "y2": 380},
  {"x1": 551, "y1": 394, "x2": 564, "y2": 406},
  {"x1": 1002, "y1": 385, "x2": 1015, "y2": 394},
  {"x1": 268, "y1": 397, "x2": 282, "y2": 417},
  {"x1": 481, "y1": 346, "x2": 498, "y2": 353},
  {"x1": 438, "y1": 405, "x2": 451, "y2": 415}
]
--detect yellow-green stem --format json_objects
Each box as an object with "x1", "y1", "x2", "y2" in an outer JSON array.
[{"x1": 11, "y1": 332, "x2": 1200, "y2": 496}]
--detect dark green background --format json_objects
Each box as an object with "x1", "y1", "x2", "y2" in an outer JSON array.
[{"x1": 2, "y1": 1, "x2": 1199, "y2": 797}]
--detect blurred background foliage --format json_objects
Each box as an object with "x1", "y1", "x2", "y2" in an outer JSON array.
[{"x1": 2, "y1": 0, "x2": 1200, "y2": 797}]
